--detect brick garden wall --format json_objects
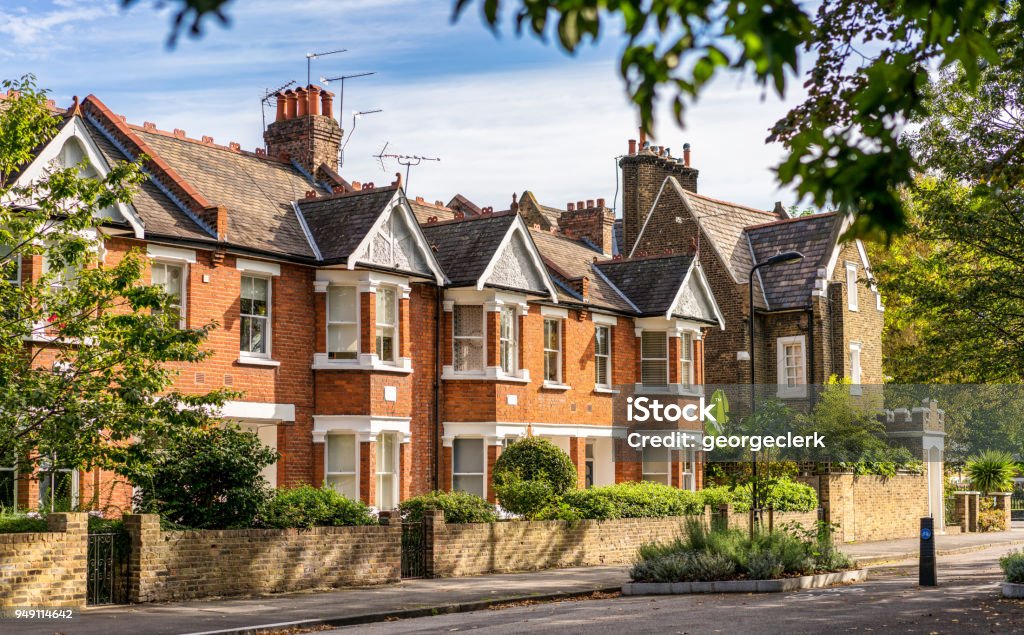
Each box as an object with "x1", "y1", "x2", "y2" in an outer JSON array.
[
  {"x1": 425, "y1": 510, "x2": 694, "y2": 577},
  {"x1": 0, "y1": 513, "x2": 87, "y2": 609},
  {"x1": 798, "y1": 473, "x2": 930, "y2": 543},
  {"x1": 123, "y1": 514, "x2": 400, "y2": 602}
]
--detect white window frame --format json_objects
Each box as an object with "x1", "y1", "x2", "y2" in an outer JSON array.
[
  {"x1": 375, "y1": 432, "x2": 399, "y2": 510},
  {"x1": 240, "y1": 274, "x2": 272, "y2": 359},
  {"x1": 584, "y1": 440, "x2": 595, "y2": 489},
  {"x1": 1, "y1": 250, "x2": 21, "y2": 286},
  {"x1": 453, "y1": 304, "x2": 486, "y2": 373},
  {"x1": 776, "y1": 335, "x2": 807, "y2": 398},
  {"x1": 641, "y1": 446, "x2": 671, "y2": 485},
  {"x1": 849, "y1": 341, "x2": 863, "y2": 395},
  {"x1": 846, "y1": 262, "x2": 859, "y2": 311},
  {"x1": 0, "y1": 462, "x2": 16, "y2": 511},
  {"x1": 543, "y1": 318, "x2": 563, "y2": 385},
  {"x1": 680, "y1": 332, "x2": 693, "y2": 389},
  {"x1": 680, "y1": 448, "x2": 695, "y2": 491},
  {"x1": 452, "y1": 437, "x2": 487, "y2": 499},
  {"x1": 327, "y1": 284, "x2": 359, "y2": 361},
  {"x1": 499, "y1": 306, "x2": 518, "y2": 374},
  {"x1": 151, "y1": 260, "x2": 187, "y2": 328},
  {"x1": 594, "y1": 325, "x2": 612, "y2": 388},
  {"x1": 38, "y1": 463, "x2": 78, "y2": 512},
  {"x1": 375, "y1": 286, "x2": 399, "y2": 364},
  {"x1": 640, "y1": 331, "x2": 669, "y2": 386},
  {"x1": 325, "y1": 433, "x2": 359, "y2": 500}
]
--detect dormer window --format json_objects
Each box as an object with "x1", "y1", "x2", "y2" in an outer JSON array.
[{"x1": 327, "y1": 285, "x2": 358, "y2": 360}]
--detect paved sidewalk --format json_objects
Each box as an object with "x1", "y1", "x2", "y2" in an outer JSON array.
[{"x1": 7, "y1": 527, "x2": 1024, "y2": 635}]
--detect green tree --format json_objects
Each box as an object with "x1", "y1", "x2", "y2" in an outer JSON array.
[
  {"x1": 0, "y1": 75, "x2": 228, "y2": 487},
  {"x1": 493, "y1": 437, "x2": 576, "y2": 517},
  {"x1": 873, "y1": 55, "x2": 1024, "y2": 383}
]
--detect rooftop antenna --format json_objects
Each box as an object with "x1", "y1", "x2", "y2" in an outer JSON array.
[
  {"x1": 339, "y1": 109, "x2": 382, "y2": 168},
  {"x1": 306, "y1": 48, "x2": 347, "y2": 85},
  {"x1": 374, "y1": 142, "x2": 441, "y2": 191},
  {"x1": 260, "y1": 80, "x2": 296, "y2": 146},
  {"x1": 320, "y1": 72, "x2": 376, "y2": 124}
]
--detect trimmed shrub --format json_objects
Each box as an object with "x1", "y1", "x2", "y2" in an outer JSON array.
[
  {"x1": 702, "y1": 479, "x2": 817, "y2": 513},
  {"x1": 263, "y1": 485, "x2": 377, "y2": 529},
  {"x1": 399, "y1": 490, "x2": 498, "y2": 524},
  {"x1": 132, "y1": 426, "x2": 277, "y2": 529},
  {"x1": 977, "y1": 497, "x2": 1006, "y2": 533},
  {"x1": 493, "y1": 438, "x2": 576, "y2": 517},
  {"x1": 535, "y1": 482, "x2": 704, "y2": 521},
  {"x1": 0, "y1": 513, "x2": 47, "y2": 533},
  {"x1": 1000, "y1": 550, "x2": 1024, "y2": 584}
]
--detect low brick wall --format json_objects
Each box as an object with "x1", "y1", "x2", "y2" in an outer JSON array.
[
  {"x1": 124, "y1": 515, "x2": 400, "y2": 602},
  {"x1": 798, "y1": 473, "x2": 931, "y2": 542},
  {"x1": 426, "y1": 512, "x2": 695, "y2": 578},
  {"x1": 0, "y1": 513, "x2": 88, "y2": 609}
]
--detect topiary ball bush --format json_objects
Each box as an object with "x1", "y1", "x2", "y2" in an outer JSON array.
[{"x1": 492, "y1": 437, "x2": 577, "y2": 517}]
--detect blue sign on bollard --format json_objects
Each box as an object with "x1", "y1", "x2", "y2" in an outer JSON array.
[{"x1": 921, "y1": 527, "x2": 932, "y2": 541}]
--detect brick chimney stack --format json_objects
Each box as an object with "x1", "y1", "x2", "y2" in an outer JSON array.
[
  {"x1": 559, "y1": 198, "x2": 615, "y2": 256},
  {"x1": 263, "y1": 83, "x2": 343, "y2": 180},
  {"x1": 619, "y1": 138, "x2": 698, "y2": 256}
]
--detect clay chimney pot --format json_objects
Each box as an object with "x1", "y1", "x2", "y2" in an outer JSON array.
[
  {"x1": 320, "y1": 89, "x2": 334, "y2": 120},
  {"x1": 284, "y1": 90, "x2": 297, "y2": 119},
  {"x1": 275, "y1": 92, "x2": 287, "y2": 122},
  {"x1": 597, "y1": 197, "x2": 605, "y2": 207},
  {"x1": 306, "y1": 85, "x2": 321, "y2": 116},
  {"x1": 567, "y1": 203, "x2": 575, "y2": 212},
  {"x1": 628, "y1": 139, "x2": 636, "y2": 155},
  {"x1": 586, "y1": 199, "x2": 595, "y2": 209},
  {"x1": 295, "y1": 87, "x2": 308, "y2": 117}
]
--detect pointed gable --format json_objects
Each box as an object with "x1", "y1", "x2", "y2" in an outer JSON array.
[
  {"x1": 483, "y1": 228, "x2": 547, "y2": 292},
  {"x1": 671, "y1": 264, "x2": 725, "y2": 328}
]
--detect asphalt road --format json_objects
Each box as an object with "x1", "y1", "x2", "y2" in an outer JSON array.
[{"x1": 328, "y1": 545, "x2": 1024, "y2": 634}]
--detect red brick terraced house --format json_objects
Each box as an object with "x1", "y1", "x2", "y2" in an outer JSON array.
[{"x1": 4, "y1": 85, "x2": 730, "y2": 512}]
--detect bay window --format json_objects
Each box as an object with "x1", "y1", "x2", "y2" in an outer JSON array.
[
  {"x1": 543, "y1": 318, "x2": 562, "y2": 383},
  {"x1": 151, "y1": 261, "x2": 185, "y2": 327},
  {"x1": 375, "y1": 287, "x2": 397, "y2": 363},
  {"x1": 452, "y1": 438, "x2": 485, "y2": 498},
  {"x1": 640, "y1": 331, "x2": 668, "y2": 385},
  {"x1": 499, "y1": 306, "x2": 518, "y2": 374},
  {"x1": 327, "y1": 285, "x2": 358, "y2": 360},
  {"x1": 240, "y1": 275, "x2": 270, "y2": 356},
  {"x1": 594, "y1": 325, "x2": 611, "y2": 388},
  {"x1": 325, "y1": 434, "x2": 358, "y2": 500},
  {"x1": 453, "y1": 305, "x2": 484, "y2": 372}
]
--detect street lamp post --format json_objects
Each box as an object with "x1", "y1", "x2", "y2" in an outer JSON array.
[{"x1": 748, "y1": 250, "x2": 804, "y2": 526}]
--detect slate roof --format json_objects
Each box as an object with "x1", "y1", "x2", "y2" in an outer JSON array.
[
  {"x1": 594, "y1": 254, "x2": 696, "y2": 317},
  {"x1": 674, "y1": 184, "x2": 777, "y2": 281},
  {"x1": 295, "y1": 187, "x2": 400, "y2": 264},
  {"x1": 746, "y1": 212, "x2": 838, "y2": 310},
  {"x1": 420, "y1": 213, "x2": 517, "y2": 287},
  {"x1": 133, "y1": 129, "x2": 318, "y2": 259},
  {"x1": 528, "y1": 229, "x2": 635, "y2": 313},
  {"x1": 409, "y1": 198, "x2": 457, "y2": 225},
  {"x1": 83, "y1": 119, "x2": 212, "y2": 243}
]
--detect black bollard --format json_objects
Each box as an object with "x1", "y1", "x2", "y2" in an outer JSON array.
[{"x1": 919, "y1": 517, "x2": 937, "y2": 586}]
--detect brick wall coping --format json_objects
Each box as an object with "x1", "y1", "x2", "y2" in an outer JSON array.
[
  {"x1": 0, "y1": 531, "x2": 68, "y2": 544},
  {"x1": 159, "y1": 525, "x2": 385, "y2": 538}
]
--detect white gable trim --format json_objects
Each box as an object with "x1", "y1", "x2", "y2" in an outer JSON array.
[
  {"x1": 291, "y1": 201, "x2": 323, "y2": 261},
  {"x1": 478, "y1": 214, "x2": 558, "y2": 302},
  {"x1": 347, "y1": 189, "x2": 447, "y2": 284},
  {"x1": 821, "y1": 214, "x2": 881, "y2": 301},
  {"x1": 13, "y1": 117, "x2": 144, "y2": 238},
  {"x1": 666, "y1": 260, "x2": 726, "y2": 330}
]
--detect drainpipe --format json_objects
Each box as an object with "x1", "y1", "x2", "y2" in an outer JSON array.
[
  {"x1": 806, "y1": 307, "x2": 816, "y2": 410},
  {"x1": 433, "y1": 285, "x2": 442, "y2": 490}
]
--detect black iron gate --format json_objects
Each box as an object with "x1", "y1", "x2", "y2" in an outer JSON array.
[
  {"x1": 401, "y1": 521, "x2": 426, "y2": 578},
  {"x1": 87, "y1": 532, "x2": 128, "y2": 605}
]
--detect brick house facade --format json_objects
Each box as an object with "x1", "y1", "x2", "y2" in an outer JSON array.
[
  {"x1": 6, "y1": 87, "x2": 732, "y2": 512},
  {"x1": 620, "y1": 141, "x2": 884, "y2": 394},
  {"x1": 5, "y1": 88, "x2": 882, "y2": 514}
]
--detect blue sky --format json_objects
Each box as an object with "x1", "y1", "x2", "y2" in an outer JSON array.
[{"x1": 0, "y1": 0, "x2": 805, "y2": 212}]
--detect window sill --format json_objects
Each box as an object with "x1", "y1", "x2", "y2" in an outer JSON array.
[
  {"x1": 541, "y1": 382, "x2": 571, "y2": 391},
  {"x1": 634, "y1": 384, "x2": 704, "y2": 396},
  {"x1": 441, "y1": 366, "x2": 530, "y2": 383},
  {"x1": 593, "y1": 386, "x2": 619, "y2": 395},
  {"x1": 776, "y1": 387, "x2": 809, "y2": 399},
  {"x1": 236, "y1": 356, "x2": 280, "y2": 367},
  {"x1": 312, "y1": 354, "x2": 413, "y2": 374}
]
